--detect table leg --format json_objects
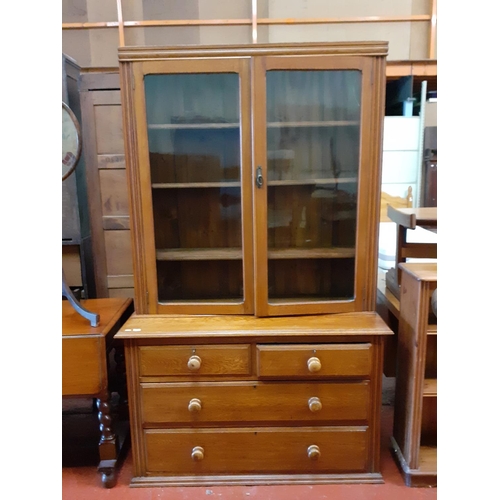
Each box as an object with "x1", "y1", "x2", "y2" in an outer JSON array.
[{"x1": 97, "y1": 393, "x2": 118, "y2": 488}]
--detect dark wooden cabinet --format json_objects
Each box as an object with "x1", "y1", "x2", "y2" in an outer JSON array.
[
  {"x1": 119, "y1": 42, "x2": 387, "y2": 317},
  {"x1": 62, "y1": 53, "x2": 95, "y2": 298},
  {"x1": 79, "y1": 70, "x2": 134, "y2": 299}
]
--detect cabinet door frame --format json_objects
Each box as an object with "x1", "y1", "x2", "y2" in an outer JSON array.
[
  {"x1": 122, "y1": 57, "x2": 254, "y2": 315},
  {"x1": 252, "y1": 55, "x2": 385, "y2": 317}
]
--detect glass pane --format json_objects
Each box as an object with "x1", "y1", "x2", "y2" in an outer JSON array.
[
  {"x1": 144, "y1": 73, "x2": 243, "y2": 302},
  {"x1": 266, "y1": 70, "x2": 361, "y2": 302}
]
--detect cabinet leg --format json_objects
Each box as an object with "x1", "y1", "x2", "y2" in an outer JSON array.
[{"x1": 97, "y1": 394, "x2": 118, "y2": 461}]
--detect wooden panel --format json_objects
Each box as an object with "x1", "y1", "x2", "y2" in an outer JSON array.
[
  {"x1": 257, "y1": 344, "x2": 372, "y2": 379},
  {"x1": 108, "y1": 287, "x2": 135, "y2": 299},
  {"x1": 139, "y1": 345, "x2": 252, "y2": 377},
  {"x1": 145, "y1": 426, "x2": 369, "y2": 474},
  {"x1": 97, "y1": 153, "x2": 126, "y2": 169},
  {"x1": 62, "y1": 337, "x2": 103, "y2": 395},
  {"x1": 141, "y1": 381, "x2": 370, "y2": 425},
  {"x1": 104, "y1": 230, "x2": 133, "y2": 277},
  {"x1": 62, "y1": 245, "x2": 82, "y2": 287},
  {"x1": 95, "y1": 104, "x2": 125, "y2": 154},
  {"x1": 99, "y1": 169, "x2": 130, "y2": 217}
]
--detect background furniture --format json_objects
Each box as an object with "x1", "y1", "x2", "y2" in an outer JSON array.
[
  {"x1": 117, "y1": 312, "x2": 391, "y2": 486},
  {"x1": 391, "y1": 263, "x2": 437, "y2": 487},
  {"x1": 62, "y1": 297, "x2": 133, "y2": 487},
  {"x1": 120, "y1": 42, "x2": 387, "y2": 317},
  {"x1": 79, "y1": 69, "x2": 134, "y2": 299},
  {"x1": 385, "y1": 206, "x2": 437, "y2": 300},
  {"x1": 62, "y1": 53, "x2": 95, "y2": 298}
]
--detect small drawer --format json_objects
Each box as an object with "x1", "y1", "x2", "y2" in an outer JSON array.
[
  {"x1": 139, "y1": 345, "x2": 251, "y2": 377},
  {"x1": 257, "y1": 344, "x2": 372, "y2": 379},
  {"x1": 145, "y1": 426, "x2": 369, "y2": 474},
  {"x1": 141, "y1": 381, "x2": 370, "y2": 425}
]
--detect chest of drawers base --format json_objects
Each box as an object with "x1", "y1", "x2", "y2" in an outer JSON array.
[{"x1": 116, "y1": 312, "x2": 392, "y2": 487}]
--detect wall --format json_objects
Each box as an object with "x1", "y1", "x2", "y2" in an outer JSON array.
[{"x1": 62, "y1": 0, "x2": 436, "y2": 67}]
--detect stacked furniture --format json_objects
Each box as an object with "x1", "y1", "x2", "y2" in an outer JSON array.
[{"x1": 115, "y1": 42, "x2": 393, "y2": 486}]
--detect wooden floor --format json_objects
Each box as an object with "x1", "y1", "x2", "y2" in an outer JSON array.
[{"x1": 62, "y1": 404, "x2": 437, "y2": 499}]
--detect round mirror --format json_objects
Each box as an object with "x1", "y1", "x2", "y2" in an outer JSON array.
[{"x1": 62, "y1": 101, "x2": 82, "y2": 181}]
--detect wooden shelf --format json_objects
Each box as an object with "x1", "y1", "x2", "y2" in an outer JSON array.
[
  {"x1": 268, "y1": 177, "x2": 357, "y2": 186},
  {"x1": 423, "y1": 379, "x2": 437, "y2": 397},
  {"x1": 267, "y1": 120, "x2": 359, "y2": 128},
  {"x1": 427, "y1": 324, "x2": 437, "y2": 335},
  {"x1": 418, "y1": 446, "x2": 437, "y2": 474},
  {"x1": 268, "y1": 247, "x2": 355, "y2": 259},
  {"x1": 148, "y1": 123, "x2": 239, "y2": 130},
  {"x1": 152, "y1": 182, "x2": 240, "y2": 189},
  {"x1": 156, "y1": 248, "x2": 242, "y2": 261}
]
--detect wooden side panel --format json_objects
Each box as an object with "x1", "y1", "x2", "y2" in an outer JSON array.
[
  {"x1": 104, "y1": 230, "x2": 134, "y2": 286},
  {"x1": 81, "y1": 82, "x2": 132, "y2": 298}
]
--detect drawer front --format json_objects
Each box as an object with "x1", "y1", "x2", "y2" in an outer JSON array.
[
  {"x1": 145, "y1": 426, "x2": 368, "y2": 474},
  {"x1": 139, "y1": 345, "x2": 251, "y2": 377},
  {"x1": 141, "y1": 381, "x2": 370, "y2": 425},
  {"x1": 62, "y1": 337, "x2": 104, "y2": 396},
  {"x1": 257, "y1": 344, "x2": 372, "y2": 379}
]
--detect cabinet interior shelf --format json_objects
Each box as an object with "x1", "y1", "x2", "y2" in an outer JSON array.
[
  {"x1": 268, "y1": 177, "x2": 357, "y2": 186},
  {"x1": 423, "y1": 378, "x2": 437, "y2": 397},
  {"x1": 156, "y1": 247, "x2": 355, "y2": 261},
  {"x1": 152, "y1": 182, "x2": 241, "y2": 189},
  {"x1": 152, "y1": 178, "x2": 357, "y2": 189},
  {"x1": 417, "y1": 446, "x2": 437, "y2": 474},
  {"x1": 148, "y1": 123, "x2": 239, "y2": 130},
  {"x1": 147, "y1": 120, "x2": 359, "y2": 130},
  {"x1": 267, "y1": 120, "x2": 359, "y2": 128}
]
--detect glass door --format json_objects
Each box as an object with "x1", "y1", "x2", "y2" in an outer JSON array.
[
  {"x1": 135, "y1": 59, "x2": 253, "y2": 314},
  {"x1": 253, "y1": 56, "x2": 376, "y2": 317}
]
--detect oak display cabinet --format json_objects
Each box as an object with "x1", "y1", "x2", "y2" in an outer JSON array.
[
  {"x1": 117, "y1": 42, "x2": 393, "y2": 486},
  {"x1": 119, "y1": 42, "x2": 387, "y2": 317}
]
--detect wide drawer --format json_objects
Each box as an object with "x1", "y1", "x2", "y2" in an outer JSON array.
[
  {"x1": 257, "y1": 344, "x2": 372, "y2": 379},
  {"x1": 141, "y1": 381, "x2": 370, "y2": 425},
  {"x1": 145, "y1": 426, "x2": 368, "y2": 474},
  {"x1": 139, "y1": 345, "x2": 251, "y2": 377}
]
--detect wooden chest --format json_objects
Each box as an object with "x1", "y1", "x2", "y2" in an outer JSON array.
[{"x1": 116, "y1": 312, "x2": 392, "y2": 486}]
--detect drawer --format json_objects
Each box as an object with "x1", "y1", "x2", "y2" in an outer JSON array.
[
  {"x1": 139, "y1": 345, "x2": 251, "y2": 377},
  {"x1": 257, "y1": 344, "x2": 372, "y2": 379},
  {"x1": 141, "y1": 381, "x2": 370, "y2": 425},
  {"x1": 145, "y1": 426, "x2": 368, "y2": 474}
]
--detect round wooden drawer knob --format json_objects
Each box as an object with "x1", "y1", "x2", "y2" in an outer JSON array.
[
  {"x1": 188, "y1": 398, "x2": 202, "y2": 413},
  {"x1": 308, "y1": 396, "x2": 322, "y2": 412},
  {"x1": 187, "y1": 355, "x2": 202, "y2": 371},
  {"x1": 191, "y1": 446, "x2": 204, "y2": 461},
  {"x1": 307, "y1": 444, "x2": 321, "y2": 460},
  {"x1": 307, "y1": 356, "x2": 322, "y2": 373}
]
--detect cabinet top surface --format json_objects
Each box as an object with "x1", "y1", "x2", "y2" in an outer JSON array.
[
  {"x1": 387, "y1": 206, "x2": 437, "y2": 229},
  {"x1": 398, "y1": 262, "x2": 437, "y2": 282},
  {"x1": 115, "y1": 312, "x2": 393, "y2": 340},
  {"x1": 118, "y1": 41, "x2": 389, "y2": 61},
  {"x1": 62, "y1": 298, "x2": 133, "y2": 337}
]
